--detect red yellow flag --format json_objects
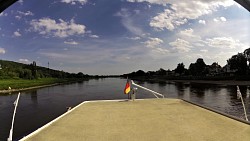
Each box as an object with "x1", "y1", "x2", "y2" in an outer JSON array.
[{"x1": 124, "y1": 79, "x2": 131, "y2": 94}]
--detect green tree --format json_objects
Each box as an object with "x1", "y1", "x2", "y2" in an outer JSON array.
[
  {"x1": 31, "y1": 61, "x2": 37, "y2": 79},
  {"x1": 23, "y1": 69, "x2": 32, "y2": 79},
  {"x1": 175, "y1": 63, "x2": 185, "y2": 75},
  {"x1": 156, "y1": 68, "x2": 167, "y2": 75},
  {"x1": 77, "y1": 72, "x2": 84, "y2": 78},
  {"x1": 135, "y1": 70, "x2": 146, "y2": 76},
  {"x1": 188, "y1": 58, "x2": 207, "y2": 76},
  {"x1": 227, "y1": 53, "x2": 247, "y2": 75},
  {"x1": 244, "y1": 48, "x2": 250, "y2": 62},
  {"x1": 244, "y1": 48, "x2": 250, "y2": 74}
]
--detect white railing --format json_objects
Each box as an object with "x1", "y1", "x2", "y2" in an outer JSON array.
[
  {"x1": 237, "y1": 86, "x2": 248, "y2": 121},
  {"x1": 8, "y1": 92, "x2": 21, "y2": 141},
  {"x1": 131, "y1": 80, "x2": 164, "y2": 98}
]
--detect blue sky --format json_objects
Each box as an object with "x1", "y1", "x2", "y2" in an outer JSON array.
[{"x1": 0, "y1": 0, "x2": 249, "y2": 75}]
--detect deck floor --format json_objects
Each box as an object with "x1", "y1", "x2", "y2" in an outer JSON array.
[{"x1": 21, "y1": 99, "x2": 250, "y2": 141}]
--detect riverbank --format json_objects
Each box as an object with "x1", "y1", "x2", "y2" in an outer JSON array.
[{"x1": 0, "y1": 78, "x2": 88, "y2": 94}]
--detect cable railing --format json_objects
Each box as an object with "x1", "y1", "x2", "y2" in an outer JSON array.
[
  {"x1": 237, "y1": 86, "x2": 249, "y2": 121},
  {"x1": 131, "y1": 80, "x2": 164, "y2": 99}
]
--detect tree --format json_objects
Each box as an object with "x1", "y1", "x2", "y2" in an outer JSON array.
[
  {"x1": 31, "y1": 61, "x2": 37, "y2": 79},
  {"x1": 227, "y1": 53, "x2": 247, "y2": 75},
  {"x1": 23, "y1": 69, "x2": 32, "y2": 79},
  {"x1": 196, "y1": 58, "x2": 206, "y2": 73},
  {"x1": 135, "y1": 70, "x2": 146, "y2": 76},
  {"x1": 77, "y1": 72, "x2": 84, "y2": 78},
  {"x1": 244, "y1": 48, "x2": 250, "y2": 74},
  {"x1": 244, "y1": 48, "x2": 250, "y2": 62},
  {"x1": 175, "y1": 63, "x2": 185, "y2": 75},
  {"x1": 188, "y1": 58, "x2": 207, "y2": 76},
  {"x1": 156, "y1": 68, "x2": 167, "y2": 75}
]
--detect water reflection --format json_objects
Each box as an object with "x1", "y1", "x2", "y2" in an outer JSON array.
[
  {"x1": 174, "y1": 82, "x2": 185, "y2": 96},
  {"x1": 190, "y1": 83, "x2": 206, "y2": 99},
  {"x1": 30, "y1": 90, "x2": 38, "y2": 104}
]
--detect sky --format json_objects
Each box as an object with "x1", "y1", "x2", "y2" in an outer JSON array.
[{"x1": 0, "y1": 0, "x2": 249, "y2": 75}]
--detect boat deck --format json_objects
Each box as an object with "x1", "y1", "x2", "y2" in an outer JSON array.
[{"x1": 21, "y1": 99, "x2": 250, "y2": 141}]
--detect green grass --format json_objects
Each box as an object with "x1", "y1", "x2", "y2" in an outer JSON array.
[{"x1": 0, "y1": 78, "x2": 81, "y2": 90}]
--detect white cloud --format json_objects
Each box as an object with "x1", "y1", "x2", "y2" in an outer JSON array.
[
  {"x1": 198, "y1": 20, "x2": 206, "y2": 25},
  {"x1": 61, "y1": 0, "x2": 87, "y2": 5},
  {"x1": 0, "y1": 48, "x2": 6, "y2": 54},
  {"x1": 18, "y1": 0, "x2": 24, "y2": 4},
  {"x1": 127, "y1": 0, "x2": 168, "y2": 6},
  {"x1": 143, "y1": 37, "x2": 169, "y2": 54},
  {"x1": 127, "y1": 36, "x2": 141, "y2": 40},
  {"x1": 178, "y1": 28, "x2": 203, "y2": 45},
  {"x1": 220, "y1": 17, "x2": 227, "y2": 22},
  {"x1": 40, "y1": 52, "x2": 71, "y2": 59},
  {"x1": 169, "y1": 38, "x2": 191, "y2": 53},
  {"x1": 30, "y1": 18, "x2": 86, "y2": 38},
  {"x1": 115, "y1": 8, "x2": 146, "y2": 37},
  {"x1": 127, "y1": 0, "x2": 235, "y2": 7},
  {"x1": 14, "y1": 31, "x2": 21, "y2": 37},
  {"x1": 152, "y1": 47, "x2": 169, "y2": 54},
  {"x1": 17, "y1": 11, "x2": 34, "y2": 16},
  {"x1": 18, "y1": 59, "x2": 30, "y2": 64},
  {"x1": 144, "y1": 37, "x2": 163, "y2": 48},
  {"x1": 200, "y1": 49, "x2": 208, "y2": 53},
  {"x1": 214, "y1": 17, "x2": 227, "y2": 22},
  {"x1": 149, "y1": 9, "x2": 186, "y2": 31},
  {"x1": 129, "y1": 0, "x2": 234, "y2": 31},
  {"x1": 15, "y1": 16, "x2": 21, "y2": 20},
  {"x1": 180, "y1": 28, "x2": 196, "y2": 38},
  {"x1": 213, "y1": 18, "x2": 219, "y2": 22},
  {"x1": 89, "y1": 35, "x2": 99, "y2": 38},
  {"x1": 205, "y1": 37, "x2": 246, "y2": 49},
  {"x1": 0, "y1": 12, "x2": 8, "y2": 17},
  {"x1": 64, "y1": 41, "x2": 79, "y2": 45}
]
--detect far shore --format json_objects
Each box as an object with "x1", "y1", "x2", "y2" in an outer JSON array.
[
  {"x1": 168, "y1": 80, "x2": 250, "y2": 86},
  {"x1": 0, "y1": 78, "x2": 90, "y2": 94},
  {"x1": 0, "y1": 83, "x2": 60, "y2": 94},
  {"x1": 1, "y1": 78, "x2": 250, "y2": 94}
]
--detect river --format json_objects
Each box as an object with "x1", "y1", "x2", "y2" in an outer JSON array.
[{"x1": 0, "y1": 78, "x2": 249, "y2": 140}]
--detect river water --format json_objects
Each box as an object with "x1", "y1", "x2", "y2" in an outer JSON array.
[{"x1": 0, "y1": 78, "x2": 249, "y2": 140}]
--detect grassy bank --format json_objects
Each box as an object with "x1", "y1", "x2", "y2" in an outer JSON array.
[{"x1": 0, "y1": 78, "x2": 87, "y2": 91}]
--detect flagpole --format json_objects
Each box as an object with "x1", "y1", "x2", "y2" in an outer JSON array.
[
  {"x1": 124, "y1": 77, "x2": 131, "y2": 100},
  {"x1": 8, "y1": 92, "x2": 21, "y2": 141},
  {"x1": 237, "y1": 86, "x2": 248, "y2": 121}
]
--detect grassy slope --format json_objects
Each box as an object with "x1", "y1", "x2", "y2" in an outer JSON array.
[{"x1": 0, "y1": 78, "x2": 77, "y2": 90}]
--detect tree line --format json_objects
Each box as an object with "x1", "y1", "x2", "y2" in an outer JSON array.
[
  {"x1": 122, "y1": 47, "x2": 250, "y2": 80},
  {"x1": 0, "y1": 60, "x2": 90, "y2": 79}
]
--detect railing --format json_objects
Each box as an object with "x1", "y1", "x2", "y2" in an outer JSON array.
[
  {"x1": 8, "y1": 92, "x2": 20, "y2": 141},
  {"x1": 131, "y1": 80, "x2": 164, "y2": 98},
  {"x1": 237, "y1": 86, "x2": 249, "y2": 121}
]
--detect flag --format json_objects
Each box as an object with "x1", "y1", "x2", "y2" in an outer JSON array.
[
  {"x1": 124, "y1": 79, "x2": 131, "y2": 94},
  {"x1": 237, "y1": 86, "x2": 242, "y2": 99}
]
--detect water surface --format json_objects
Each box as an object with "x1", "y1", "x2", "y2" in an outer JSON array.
[{"x1": 0, "y1": 78, "x2": 249, "y2": 141}]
